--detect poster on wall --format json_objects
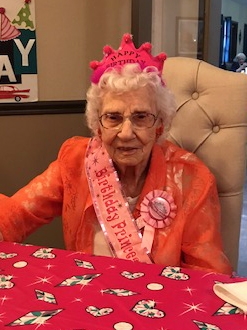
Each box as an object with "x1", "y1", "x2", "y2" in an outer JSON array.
[{"x1": 0, "y1": 0, "x2": 37, "y2": 103}]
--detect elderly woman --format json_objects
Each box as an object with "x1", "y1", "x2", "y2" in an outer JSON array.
[
  {"x1": 230, "y1": 52, "x2": 247, "y2": 72},
  {"x1": 0, "y1": 34, "x2": 232, "y2": 275}
]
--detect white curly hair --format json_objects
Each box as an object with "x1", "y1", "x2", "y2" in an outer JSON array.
[
  {"x1": 235, "y1": 53, "x2": 246, "y2": 62},
  {"x1": 85, "y1": 63, "x2": 177, "y2": 141}
]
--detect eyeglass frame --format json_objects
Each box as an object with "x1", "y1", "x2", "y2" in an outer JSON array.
[{"x1": 98, "y1": 112, "x2": 160, "y2": 130}]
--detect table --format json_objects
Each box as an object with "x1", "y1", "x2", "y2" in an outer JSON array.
[{"x1": 0, "y1": 241, "x2": 246, "y2": 330}]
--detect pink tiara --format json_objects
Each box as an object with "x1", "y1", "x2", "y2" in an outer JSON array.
[{"x1": 89, "y1": 33, "x2": 167, "y2": 84}]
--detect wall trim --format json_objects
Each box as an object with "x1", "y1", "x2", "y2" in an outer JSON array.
[
  {"x1": 131, "y1": 0, "x2": 152, "y2": 46},
  {"x1": 0, "y1": 100, "x2": 86, "y2": 116}
]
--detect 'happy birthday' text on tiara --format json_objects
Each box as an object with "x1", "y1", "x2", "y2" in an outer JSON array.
[{"x1": 89, "y1": 33, "x2": 167, "y2": 84}]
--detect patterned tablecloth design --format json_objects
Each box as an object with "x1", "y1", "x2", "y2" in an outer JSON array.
[{"x1": 0, "y1": 241, "x2": 246, "y2": 330}]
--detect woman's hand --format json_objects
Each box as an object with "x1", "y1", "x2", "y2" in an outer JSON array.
[{"x1": 236, "y1": 62, "x2": 247, "y2": 72}]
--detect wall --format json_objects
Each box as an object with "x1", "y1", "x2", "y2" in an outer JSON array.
[
  {"x1": 222, "y1": 0, "x2": 247, "y2": 55},
  {"x1": 152, "y1": 0, "x2": 199, "y2": 57},
  {"x1": 0, "y1": 113, "x2": 89, "y2": 248},
  {"x1": 152, "y1": 0, "x2": 222, "y2": 66},
  {"x1": 0, "y1": 0, "x2": 131, "y2": 248},
  {"x1": 34, "y1": 0, "x2": 131, "y2": 101}
]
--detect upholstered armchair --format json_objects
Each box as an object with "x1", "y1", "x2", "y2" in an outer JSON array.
[{"x1": 163, "y1": 57, "x2": 247, "y2": 270}]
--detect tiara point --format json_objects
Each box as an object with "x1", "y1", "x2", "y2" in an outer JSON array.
[
  {"x1": 158, "y1": 53, "x2": 167, "y2": 60},
  {"x1": 103, "y1": 45, "x2": 114, "y2": 55},
  {"x1": 123, "y1": 33, "x2": 132, "y2": 42},
  {"x1": 141, "y1": 42, "x2": 152, "y2": 53},
  {"x1": 89, "y1": 61, "x2": 100, "y2": 70}
]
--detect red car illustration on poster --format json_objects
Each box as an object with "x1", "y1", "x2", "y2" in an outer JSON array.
[{"x1": 0, "y1": 85, "x2": 30, "y2": 102}]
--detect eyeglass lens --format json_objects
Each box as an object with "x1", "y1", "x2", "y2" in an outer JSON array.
[{"x1": 100, "y1": 113, "x2": 156, "y2": 129}]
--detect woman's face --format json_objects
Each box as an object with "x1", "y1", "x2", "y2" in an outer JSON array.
[
  {"x1": 239, "y1": 57, "x2": 245, "y2": 64},
  {"x1": 98, "y1": 87, "x2": 162, "y2": 171}
]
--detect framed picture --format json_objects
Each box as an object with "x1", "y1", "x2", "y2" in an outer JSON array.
[{"x1": 176, "y1": 18, "x2": 204, "y2": 58}]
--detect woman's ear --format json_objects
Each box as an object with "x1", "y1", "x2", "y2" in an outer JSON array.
[
  {"x1": 97, "y1": 128, "x2": 102, "y2": 137},
  {"x1": 156, "y1": 121, "x2": 164, "y2": 138}
]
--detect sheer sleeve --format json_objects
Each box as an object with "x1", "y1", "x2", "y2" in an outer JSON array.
[
  {"x1": 0, "y1": 159, "x2": 63, "y2": 242},
  {"x1": 181, "y1": 172, "x2": 232, "y2": 275}
]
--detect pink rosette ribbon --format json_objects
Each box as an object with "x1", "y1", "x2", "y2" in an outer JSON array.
[
  {"x1": 139, "y1": 190, "x2": 177, "y2": 253},
  {"x1": 140, "y1": 190, "x2": 177, "y2": 228}
]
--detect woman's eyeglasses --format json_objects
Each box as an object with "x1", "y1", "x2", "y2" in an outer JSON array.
[{"x1": 99, "y1": 112, "x2": 158, "y2": 130}]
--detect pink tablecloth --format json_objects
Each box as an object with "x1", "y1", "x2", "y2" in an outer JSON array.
[{"x1": 0, "y1": 241, "x2": 246, "y2": 330}]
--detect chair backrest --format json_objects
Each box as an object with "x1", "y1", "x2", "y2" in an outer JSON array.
[{"x1": 163, "y1": 57, "x2": 247, "y2": 270}]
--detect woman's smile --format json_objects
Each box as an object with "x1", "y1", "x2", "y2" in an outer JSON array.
[{"x1": 117, "y1": 146, "x2": 140, "y2": 154}]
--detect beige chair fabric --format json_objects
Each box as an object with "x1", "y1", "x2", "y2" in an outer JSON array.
[{"x1": 163, "y1": 57, "x2": 247, "y2": 270}]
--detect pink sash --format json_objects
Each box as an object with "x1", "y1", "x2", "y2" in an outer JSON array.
[{"x1": 85, "y1": 137, "x2": 153, "y2": 264}]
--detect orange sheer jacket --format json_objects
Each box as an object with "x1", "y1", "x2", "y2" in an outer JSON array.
[{"x1": 0, "y1": 137, "x2": 232, "y2": 275}]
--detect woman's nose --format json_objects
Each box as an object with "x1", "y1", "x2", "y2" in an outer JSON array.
[{"x1": 117, "y1": 118, "x2": 136, "y2": 138}]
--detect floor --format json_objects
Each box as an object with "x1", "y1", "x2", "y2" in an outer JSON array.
[{"x1": 237, "y1": 178, "x2": 247, "y2": 277}]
